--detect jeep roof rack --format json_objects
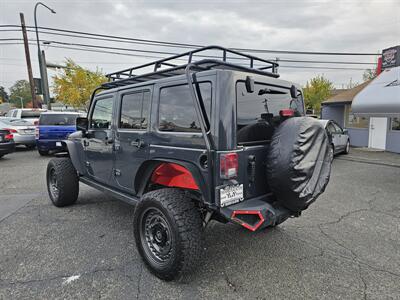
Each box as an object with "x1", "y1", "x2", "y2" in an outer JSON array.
[{"x1": 102, "y1": 45, "x2": 279, "y2": 89}]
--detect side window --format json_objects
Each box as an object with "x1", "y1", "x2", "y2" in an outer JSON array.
[
  {"x1": 327, "y1": 123, "x2": 336, "y2": 134},
  {"x1": 119, "y1": 91, "x2": 150, "y2": 130},
  {"x1": 90, "y1": 97, "x2": 113, "y2": 129},
  {"x1": 333, "y1": 123, "x2": 343, "y2": 134},
  {"x1": 158, "y1": 83, "x2": 211, "y2": 132},
  {"x1": 13, "y1": 110, "x2": 18, "y2": 117}
]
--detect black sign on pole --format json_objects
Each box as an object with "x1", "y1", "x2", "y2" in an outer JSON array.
[
  {"x1": 381, "y1": 45, "x2": 400, "y2": 70},
  {"x1": 33, "y1": 78, "x2": 43, "y2": 95}
]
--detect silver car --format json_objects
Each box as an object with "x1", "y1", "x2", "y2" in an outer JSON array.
[
  {"x1": 0, "y1": 117, "x2": 36, "y2": 148},
  {"x1": 320, "y1": 120, "x2": 350, "y2": 155}
]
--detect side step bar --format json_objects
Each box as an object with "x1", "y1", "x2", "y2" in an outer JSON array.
[{"x1": 80, "y1": 177, "x2": 139, "y2": 206}]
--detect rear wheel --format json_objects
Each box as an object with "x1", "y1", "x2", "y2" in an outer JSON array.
[
  {"x1": 39, "y1": 150, "x2": 49, "y2": 156},
  {"x1": 133, "y1": 188, "x2": 204, "y2": 281},
  {"x1": 46, "y1": 158, "x2": 79, "y2": 207}
]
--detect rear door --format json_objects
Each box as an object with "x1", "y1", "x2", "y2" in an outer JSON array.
[
  {"x1": 84, "y1": 95, "x2": 115, "y2": 184},
  {"x1": 113, "y1": 87, "x2": 152, "y2": 193}
]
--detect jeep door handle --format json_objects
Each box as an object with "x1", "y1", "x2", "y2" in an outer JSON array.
[{"x1": 131, "y1": 139, "x2": 144, "y2": 148}]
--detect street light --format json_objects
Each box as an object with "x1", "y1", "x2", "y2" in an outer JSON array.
[
  {"x1": 34, "y1": 2, "x2": 56, "y2": 110},
  {"x1": 17, "y1": 96, "x2": 24, "y2": 108}
]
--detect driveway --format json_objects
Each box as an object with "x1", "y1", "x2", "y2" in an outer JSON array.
[{"x1": 0, "y1": 149, "x2": 399, "y2": 299}]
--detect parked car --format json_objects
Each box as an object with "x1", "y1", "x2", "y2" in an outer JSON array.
[
  {"x1": 45, "y1": 46, "x2": 333, "y2": 280},
  {"x1": 36, "y1": 112, "x2": 83, "y2": 156},
  {"x1": 320, "y1": 120, "x2": 350, "y2": 155},
  {"x1": 6, "y1": 108, "x2": 47, "y2": 125},
  {"x1": 0, "y1": 129, "x2": 15, "y2": 158},
  {"x1": 0, "y1": 117, "x2": 36, "y2": 149}
]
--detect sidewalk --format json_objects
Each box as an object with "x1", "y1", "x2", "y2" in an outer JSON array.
[{"x1": 337, "y1": 147, "x2": 400, "y2": 167}]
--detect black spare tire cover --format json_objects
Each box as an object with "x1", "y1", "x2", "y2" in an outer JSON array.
[{"x1": 266, "y1": 117, "x2": 333, "y2": 212}]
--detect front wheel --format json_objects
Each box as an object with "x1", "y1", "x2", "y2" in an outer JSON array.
[
  {"x1": 46, "y1": 158, "x2": 79, "y2": 207},
  {"x1": 133, "y1": 188, "x2": 204, "y2": 281},
  {"x1": 344, "y1": 140, "x2": 350, "y2": 154}
]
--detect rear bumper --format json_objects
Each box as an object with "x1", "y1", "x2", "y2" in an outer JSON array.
[
  {"x1": 14, "y1": 134, "x2": 36, "y2": 145},
  {"x1": 36, "y1": 139, "x2": 67, "y2": 151},
  {"x1": 0, "y1": 141, "x2": 16, "y2": 155},
  {"x1": 219, "y1": 195, "x2": 292, "y2": 231}
]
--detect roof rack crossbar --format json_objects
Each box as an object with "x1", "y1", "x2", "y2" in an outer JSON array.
[{"x1": 103, "y1": 46, "x2": 279, "y2": 88}]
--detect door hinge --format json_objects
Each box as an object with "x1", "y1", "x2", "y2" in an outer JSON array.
[{"x1": 113, "y1": 169, "x2": 121, "y2": 176}]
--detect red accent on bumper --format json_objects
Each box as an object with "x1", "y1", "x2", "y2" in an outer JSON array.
[{"x1": 231, "y1": 210, "x2": 265, "y2": 232}]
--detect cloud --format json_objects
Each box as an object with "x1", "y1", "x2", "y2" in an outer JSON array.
[{"x1": 0, "y1": 0, "x2": 399, "y2": 91}]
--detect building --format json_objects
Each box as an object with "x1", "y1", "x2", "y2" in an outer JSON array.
[{"x1": 321, "y1": 46, "x2": 400, "y2": 154}]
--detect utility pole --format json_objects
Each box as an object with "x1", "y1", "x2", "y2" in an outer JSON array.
[
  {"x1": 19, "y1": 13, "x2": 36, "y2": 108},
  {"x1": 41, "y1": 50, "x2": 51, "y2": 109}
]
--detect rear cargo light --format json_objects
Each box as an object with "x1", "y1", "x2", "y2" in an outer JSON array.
[
  {"x1": 279, "y1": 109, "x2": 295, "y2": 117},
  {"x1": 220, "y1": 152, "x2": 238, "y2": 179}
]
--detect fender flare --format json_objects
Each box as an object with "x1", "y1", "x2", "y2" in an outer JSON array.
[
  {"x1": 135, "y1": 159, "x2": 210, "y2": 203},
  {"x1": 63, "y1": 140, "x2": 87, "y2": 176}
]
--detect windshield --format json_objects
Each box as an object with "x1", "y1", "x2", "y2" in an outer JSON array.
[
  {"x1": 39, "y1": 114, "x2": 80, "y2": 126},
  {"x1": 236, "y1": 81, "x2": 304, "y2": 125}
]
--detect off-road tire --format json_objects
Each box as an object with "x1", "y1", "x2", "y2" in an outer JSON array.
[
  {"x1": 133, "y1": 188, "x2": 204, "y2": 281},
  {"x1": 46, "y1": 158, "x2": 79, "y2": 207},
  {"x1": 39, "y1": 150, "x2": 49, "y2": 156}
]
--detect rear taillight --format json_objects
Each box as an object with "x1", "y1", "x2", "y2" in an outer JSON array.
[
  {"x1": 34, "y1": 120, "x2": 39, "y2": 126},
  {"x1": 35, "y1": 127, "x2": 39, "y2": 139},
  {"x1": 279, "y1": 109, "x2": 295, "y2": 117},
  {"x1": 5, "y1": 133, "x2": 13, "y2": 140},
  {"x1": 5, "y1": 128, "x2": 17, "y2": 133},
  {"x1": 220, "y1": 153, "x2": 238, "y2": 179}
]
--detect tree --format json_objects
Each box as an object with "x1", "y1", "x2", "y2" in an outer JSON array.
[
  {"x1": 0, "y1": 86, "x2": 9, "y2": 104},
  {"x1": 9, "y1": 80, "x2": 32, "y2": 108},
  {"x1": 363, "y1": 69, "x2": 377, "y2": 82},
  {"x1": 52, "y1": 59, "x2": 107, "y2": 108},
  {"x1": 303, "y1": 75, "x2": 333, "y2": 113}
]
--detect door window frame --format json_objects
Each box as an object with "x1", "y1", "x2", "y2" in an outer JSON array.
[
  {"x1": 89, "y1": 95, "x2": 115, "y2": 130},
  {"x1": 117, "y1": 88, "x2": 152, "y2": 132}
]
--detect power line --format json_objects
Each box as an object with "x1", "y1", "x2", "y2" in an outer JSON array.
[
  {"x1": 0, "y1": 42, "x2": 370, "y2": 71},
  {"x1": 0, "y1": 37, "x2": 378, "y2": 67},
  {"x1": 0, "y1": 24, "x2": 381, "y2": 56}
]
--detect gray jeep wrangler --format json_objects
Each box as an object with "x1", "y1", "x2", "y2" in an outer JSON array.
[{"x1": 46, "y1": 46, "x2": 332, "y2": 281}]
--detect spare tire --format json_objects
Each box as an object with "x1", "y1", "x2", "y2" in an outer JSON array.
[{"x1": 266, "y1": 117, "x2": 333, "y2": 212}]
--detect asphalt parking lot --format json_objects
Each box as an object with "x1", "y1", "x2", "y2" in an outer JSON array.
[{"x1": 0, "y1": 148, "x2": 399, "y2": 299}]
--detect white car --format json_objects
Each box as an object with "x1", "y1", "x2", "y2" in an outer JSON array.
[
  {"x1": 5, "y1": 108, "x2": 47, "y2": 125},
  {"x1": 0, "y1": 117, "x2": 36, "y2": 148}
]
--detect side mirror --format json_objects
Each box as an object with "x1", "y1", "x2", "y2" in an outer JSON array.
[
  {"x1": 245, "y1": 76, "x2": 255, "y2": 93},
  {"x1": 290, "y1": 85, "x2": 297, "y2": 99},
  {"x1": 76, "y1": 117, "x2": 88, "y2": 132}
]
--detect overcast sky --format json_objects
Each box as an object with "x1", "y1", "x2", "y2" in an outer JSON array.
[{"x1": 1, "y1": 0, "x2": 399, "y2": 94}]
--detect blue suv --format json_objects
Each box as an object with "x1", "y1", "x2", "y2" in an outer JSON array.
[{"x1": 36, "y1": 112, "x2": 83, "y2": 156}]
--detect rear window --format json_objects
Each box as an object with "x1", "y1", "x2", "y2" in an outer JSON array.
[
  {"x1": 21, "y1": 111, "x2": 42, "y2": 118},
  {"x1": 236, "y1": 81, "x2": 304, "y2": 125},
  {"x1": 0, "y1": 119, "x2": 32, "y2": 126},
  {"x1": 39, "y1": 114, "x2": 79, "y2": 126}
]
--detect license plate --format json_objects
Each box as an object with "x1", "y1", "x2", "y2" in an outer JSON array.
[
  {"x1": 56, "y1": 142, "x2": 62, "y2": 147},
  {"x1": 220, "y1": 184, "x2": 244, "y2": 207}
]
